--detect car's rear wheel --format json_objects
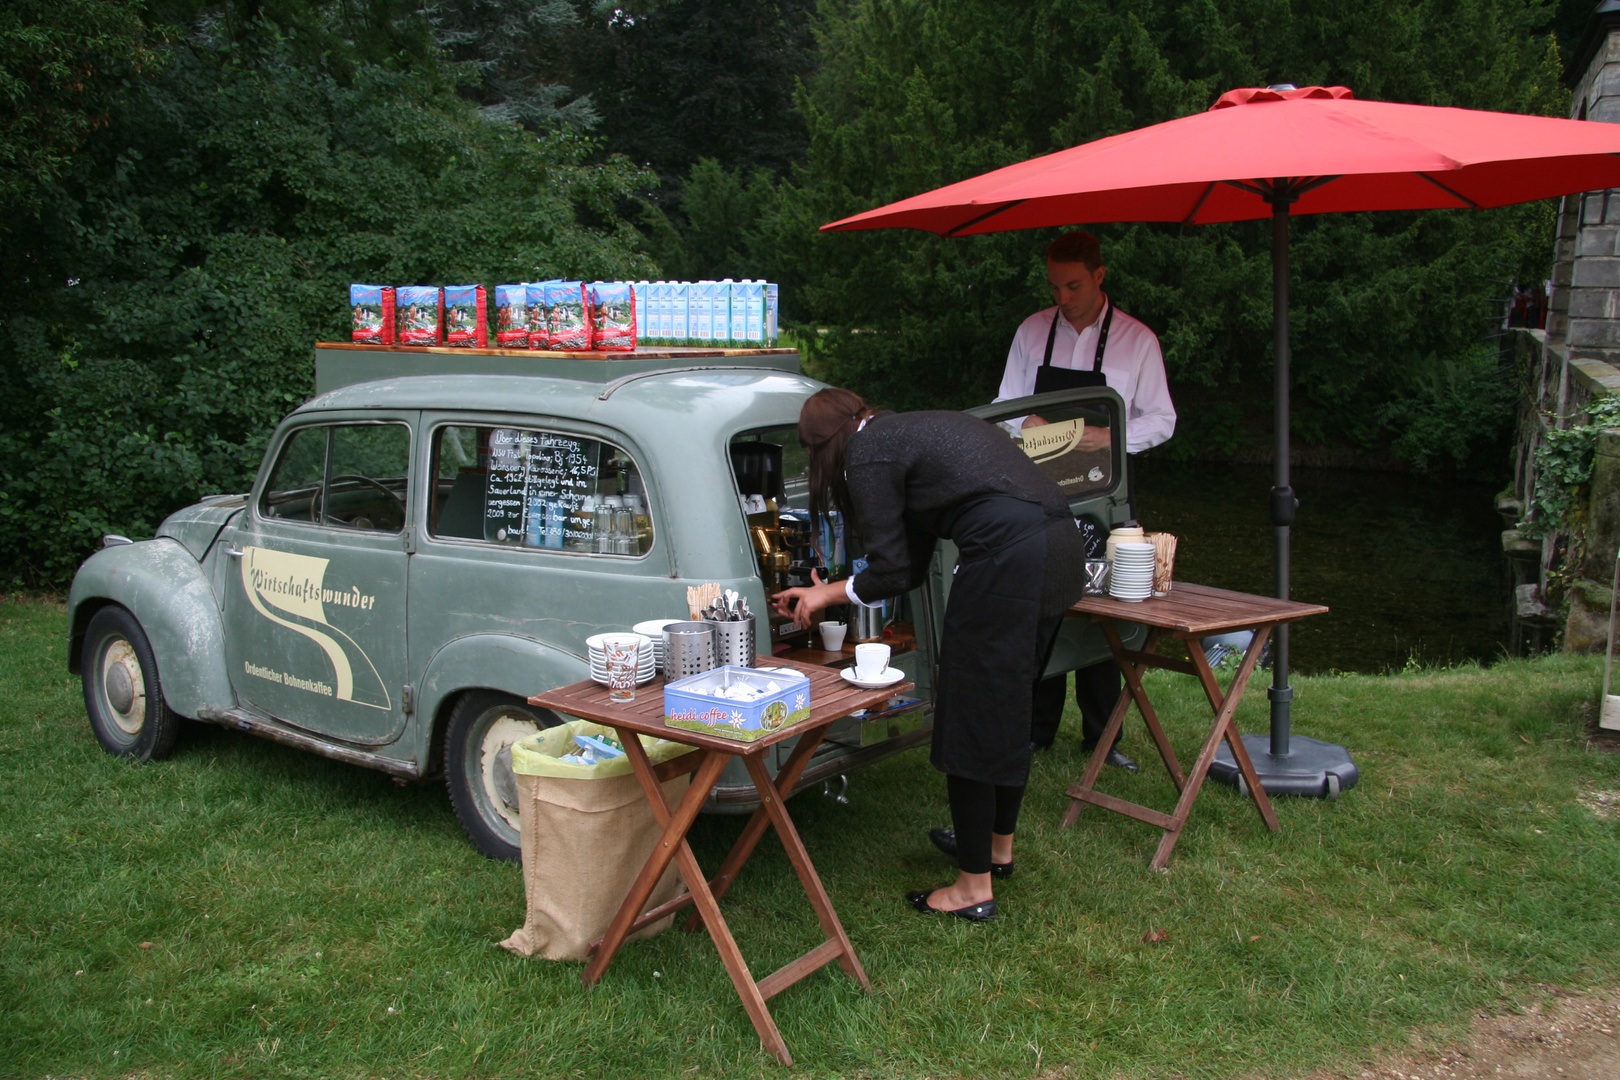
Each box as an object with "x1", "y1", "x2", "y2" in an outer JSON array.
[
  {"x1": 81, "y1": 606, "x2": 181, "y2": 761},
  {"x1": 444, "y1": 690, "x2": 558, "y2": 861}
]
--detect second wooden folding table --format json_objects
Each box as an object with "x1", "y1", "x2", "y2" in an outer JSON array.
[{"x1": 1061, "y1": 582, "x2": 1328, "y2": 868}]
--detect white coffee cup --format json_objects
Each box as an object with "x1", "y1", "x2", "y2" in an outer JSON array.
[
  {"x1": 854, "y1": 642, "x2": 890, "y2": 681},
  {"x1": 819, "y1": 620, "x2": 847, "y2": 652}
]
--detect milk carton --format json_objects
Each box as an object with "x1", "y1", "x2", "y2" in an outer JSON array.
[
  {"x1": 691, "y1": 281, "x2": 714, "y2": 343},
  {"x1": 766, "y1": 281, "x2": 780, "y2": 342},
  {"x1": 587, "y1": 281, "x2": 636, "y2": 351},
  {"x1": 715, "y1": 279, "x2": 735, "y2": 344},
  {"x1": 670, "y1": 281, "x2": 691, "y2": 345},
  {"x1": 736, "y1": 280, "x2": 765, "y2": 344},
  {"x1": 647, "y1": 281, "x2": 667, "y2": 345}
]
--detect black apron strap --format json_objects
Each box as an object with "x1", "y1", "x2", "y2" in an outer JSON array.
[
  {"x1": 1033, "y1": 300, "x2": 1113, "y2": 395},
  {"x1": 1041, "y1": 300, "x2": 1113, "y2": 371},
  {"x1": 1091, "y1": 301, "x2": 1113, "y2": 371}
]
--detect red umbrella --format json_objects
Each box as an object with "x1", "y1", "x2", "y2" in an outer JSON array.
[
  {"x1": 823, "y1": 84, "x2": 1620, "y2": 232},
  {"x1": 822, "y1": 85, "x2": 1620, "y2": 796}
]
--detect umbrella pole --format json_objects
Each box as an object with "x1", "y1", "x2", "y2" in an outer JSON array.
[
  {"x1": 1270, "y1": 197, "x2": 1295, "y2": 758},
  {"x1": 1210, "y1": 186, "x2": 1359, "y2": 800}
]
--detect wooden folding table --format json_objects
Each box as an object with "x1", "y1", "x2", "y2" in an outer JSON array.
[
  {"x1": 1061, "y1": 583, "x2": 1328, "y2": 869},
  {"x1": 530, "y1": 655, "x2": 910, "y2": 1066}
]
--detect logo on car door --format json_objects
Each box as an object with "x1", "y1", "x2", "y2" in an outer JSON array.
[{"x1": 239, "y1": 545, "x2": 391, "y2": 709}]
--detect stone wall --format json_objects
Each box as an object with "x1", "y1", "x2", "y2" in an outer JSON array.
[
  {"x1": 1504, "y1": 327, "x2": 1620, "y2": 654},
  {"x1": 1508, "y1": 5, "x2": 1620, "y2": 657},
  {"x1": 1553, "y1": 12, "x2": 1620, "y2": 371}
]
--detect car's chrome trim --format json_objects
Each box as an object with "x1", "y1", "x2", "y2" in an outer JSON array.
[{"x1": 198, "y1": 707, "x2": 421, "y2": 779}]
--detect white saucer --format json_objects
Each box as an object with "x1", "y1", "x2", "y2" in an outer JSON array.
[{"x1": 840, "y1": 666, "x2": 905, "y2": 690}]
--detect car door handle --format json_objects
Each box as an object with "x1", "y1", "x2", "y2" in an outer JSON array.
[{"x1": 225, "y1": 546, "x2": 244, "y2": 558}]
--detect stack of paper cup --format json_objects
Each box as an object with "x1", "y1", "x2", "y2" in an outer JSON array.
[{"x1": 1108, "y1": 542, "x2": 1156, "y2": 602}]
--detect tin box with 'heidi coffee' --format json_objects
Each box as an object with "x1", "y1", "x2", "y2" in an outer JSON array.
[{"x1": 662, "y1": 666, "x2": 810, "y2": 742}]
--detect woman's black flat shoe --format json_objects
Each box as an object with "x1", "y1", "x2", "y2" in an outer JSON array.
[
  {"x1": 927, "y1": 828, "x2": 1015, "y2": 879},
  {"x1": 907, "y1": 888, "x2": 997, "y2": 923}
]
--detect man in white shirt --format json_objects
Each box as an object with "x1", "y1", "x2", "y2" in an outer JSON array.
[
  {"x1": 996, "y1": 231, "x2": 1177, "y2": 770},
  {"x1": 995, "y1": 232, "x2": 1176, "y2": 450}
]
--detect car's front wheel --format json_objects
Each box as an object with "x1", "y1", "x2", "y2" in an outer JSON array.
[
  {"x1": 444, "y1": 690, "x2": 558, "y2": 860},
  {"x1": 81, "y1": 605, "x2": 181, "y2": 761}
]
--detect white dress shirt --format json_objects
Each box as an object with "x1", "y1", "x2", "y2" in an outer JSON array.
[{"x1": 995, "y1": 299, "x2": 1176, "y2": 454}]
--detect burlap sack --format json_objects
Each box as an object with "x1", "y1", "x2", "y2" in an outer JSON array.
[{"x1": 500, "y1": 725, "x2": 693, "y2": 962}]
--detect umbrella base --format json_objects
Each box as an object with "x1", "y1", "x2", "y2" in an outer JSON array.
[{"x1": 1208, "y1": 734, "x2": 1358, "y2": 799}]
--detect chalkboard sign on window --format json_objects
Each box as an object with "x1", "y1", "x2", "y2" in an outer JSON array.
[
  {"x1": 485, "y1": 428, "x2": 601, "y2": 547},
  {"x1": 429, "y1": 424, "x2": 653, "y2": 555}
]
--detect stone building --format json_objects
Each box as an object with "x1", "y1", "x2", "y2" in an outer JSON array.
[{"x1": 1508, "y1": 0, "x2": 1620, "y2": 677}]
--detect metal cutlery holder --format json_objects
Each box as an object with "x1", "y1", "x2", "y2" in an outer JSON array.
[
  {"x1": 663, "y1": 622, "x2": 716, "y2": 680},
  {"x1": 705, "y1": 616, "x2": 756, "y2": 668}
]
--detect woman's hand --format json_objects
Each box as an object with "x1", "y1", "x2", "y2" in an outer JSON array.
[{"x1": 770, "y1": 569, "x2": 848, "y2": 629}]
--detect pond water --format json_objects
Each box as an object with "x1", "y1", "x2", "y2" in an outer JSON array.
[{"x1": 1133, "y1": 460, "x2": 1512, "y2": 674}]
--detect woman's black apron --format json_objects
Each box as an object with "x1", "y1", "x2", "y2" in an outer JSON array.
[{"x1": 930, "y1": 495, "x2": 1085, "y2": 786}]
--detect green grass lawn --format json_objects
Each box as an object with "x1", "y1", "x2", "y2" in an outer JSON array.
[{"x1": 3, "y1": 595, "x2": 1618, "y2": 1079}]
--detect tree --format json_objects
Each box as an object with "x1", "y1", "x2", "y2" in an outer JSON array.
[
  {"x1": 567, "y1": 0, "x2": 818, "y2": 194},
  {"x1": 769, "y1": 0, "x2": 1563, "y2": 469},
  {"x1": 0, "y1": 7, "x2": 653, "y2": 585},
  {"x1": 0, "y1": 0, "x2": 160, "y2": 212},
  {"x1": 424, "y1": 0, "x2": 598, "y2": 130}
]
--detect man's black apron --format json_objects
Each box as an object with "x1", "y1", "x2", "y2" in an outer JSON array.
[
  {"x1": 1032, "y1": 302, "x2": 1112, "y2": 394},
  {"x1": 930, "y1": 495, "x2": 1083, "y2": 786}
]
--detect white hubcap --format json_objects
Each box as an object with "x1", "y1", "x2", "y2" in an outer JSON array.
[
  {"x1": 478, "y1": 713, "x2": 538, "y2": 832},
  {"x1": 101, "y1": 639, "x2": 146, "y2": 736}
]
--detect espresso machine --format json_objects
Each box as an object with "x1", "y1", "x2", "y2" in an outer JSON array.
[{"x1": 731, "y1": 442, "x2": 813, "y2": 649}]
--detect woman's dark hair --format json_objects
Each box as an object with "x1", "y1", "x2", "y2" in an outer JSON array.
[{"x1": 798, "y1": 387, "x2": 873, "y2": 534}]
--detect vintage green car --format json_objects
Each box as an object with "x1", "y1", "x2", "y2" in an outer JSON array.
[{"x1": 67, "y1": 346, "x2": 1139, "y2": 860}]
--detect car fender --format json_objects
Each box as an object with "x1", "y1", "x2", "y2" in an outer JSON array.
[
  {"x1": 67, "y1": 539, "x2": 235, "y2": 720},
  {"x1": 414, "y1": 633, "x2": 590, "y2": 758}
]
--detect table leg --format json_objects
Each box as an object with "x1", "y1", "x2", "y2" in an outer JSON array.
[
  {"x1": 1187, "y1": 628, "x2": 1280, "y2": 833},
  {"x1": 683, "y1": 723, "x2": 831, "y2": 932},
  {"x1": 1149, "y1": 625, "x2": 1278, "y2": 869},
  {"x1": 583, "y1": 742, "x2": 729, "y2": 987},
  {"x1": 1061, "y1": 678, "x2": 1130, "y2": 829},
  {"x1": 1107, "y1": 624, "x2": 1186, "y2": 789},
  {"x1": 741, "y1": 754, "x2": 871, "y2": 994},
  {"x1": 598, "y1": 732, "x2": 794, "y2": 1065},
  {"x1": 1062, "y1": 624, "x2": 1184, "y2": 830}
]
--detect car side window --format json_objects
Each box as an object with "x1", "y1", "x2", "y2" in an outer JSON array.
[
  {"x1": 429, "y1": 424, "x2": 653, "y2": 556},
  {"x1": 260, "y1": 423, "x2": 411, "y2": 533}
]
